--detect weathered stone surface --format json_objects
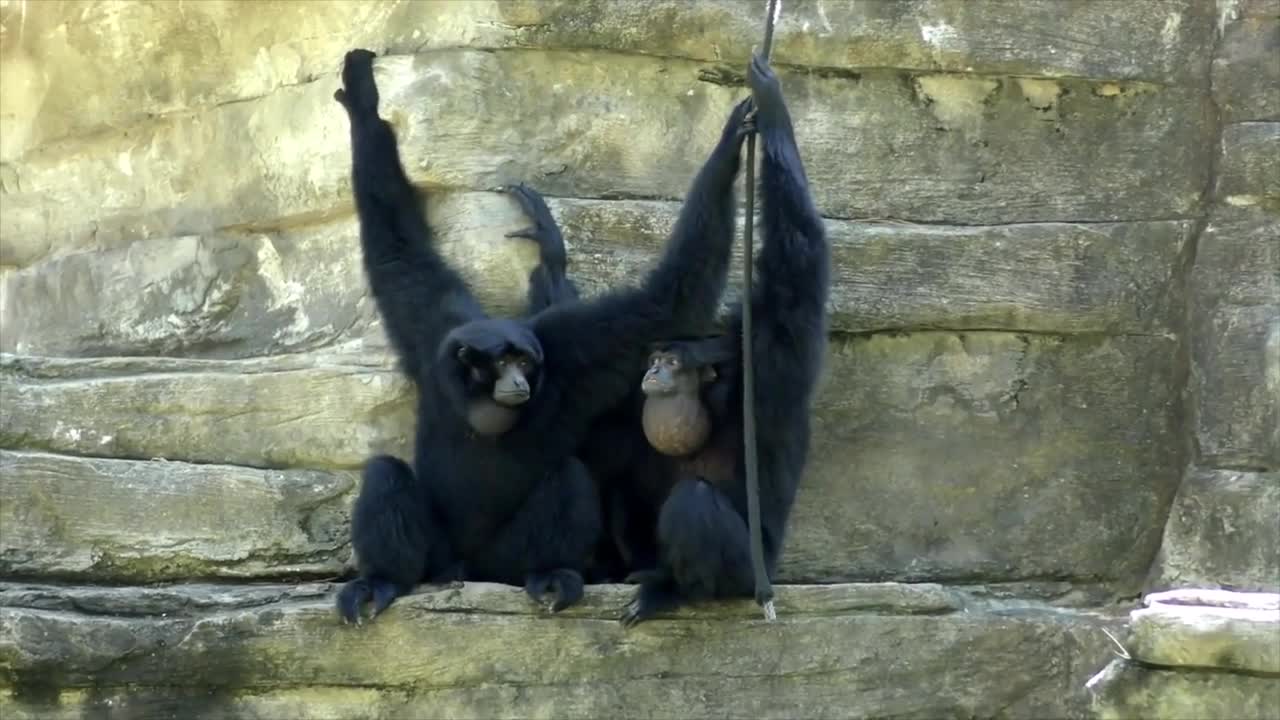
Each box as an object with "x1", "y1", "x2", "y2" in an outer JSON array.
[
  {"x1": 1, "y1": 51, "x2": 1214, "y2": 266},
  {"x1": 0, "y1": 229, "x2": 371, "y2": 359},
  {"x1": 507, "y1": 0, "x2": 1215, "y2": 85},
  {"x1": 1144, "y1": 587, "x2": 1280, "y2": 610},
  {"x1": 0, "y1": 579, "x2": 963, "y2": 620},
  {"x1": 0, "y1": 582, "x2": 334, "y2": 618},
  {"x1": 0, "y1": 195, "x2": 1194, "y2": 357},
  {"x1": 0, "y1": 353, "x2": 413, "y2": 470},
  {"x1": 1191, "y1": 206, "x2": 1280, "y2": 469},
  {"x1": 555, "y1": 199, "x2": 1193, "y2": 335},
  {"x1": 0, "y1": 2, "x2": 1257, "y2": 715},
  {"x1": 5, "y1": 677, "x2": 1111, "y2": 720},
  {"x1": 1218, "y1": 122, "x2": 1280, "y2": 206},
  {"x1": 957, "y1": 580, "x2": 1125, "y2": 608},
  {"x1": 1088, "y1": 588, "x2": 1280, "y2": 716},
  {"x1": 0, "y1": 192, "x2": 546, "y2": 358},
  {"x1": 1226, "y1": 0, "x2": 1280, "y2": 18},
  {"x1": 789, "y1": 332, "x2": 1183, "y2": 588},
  {"x1": 1127, "y1": 589, "x2": 1280, "y2": 674},
  {"x1": 1194, "y1": 206, "x2": 1280, "y2": 309},
  {"x1": 0, "y1": 2, "x2": 518, "y2": 160},
  {"x1": 0, "y1": 451, "x2": 353, "y2": 582},
  {"x1": 1150, "y1": 469, "x2": 1280, "y2": 592},
  {"x1": 0, "y1": 0, "x2": 1214, "y2": 163},
  {"x1": 1214, "y1": 14, "x2": 1280, "y2": 122},
  {"x1": 0, "y1": 331, "x2": 1182, "y2": 587},
  {"x1": 1087, "y1": 659, "x2": 1280, "y2": 720},
  {"x1": 0, "y1": 581, "x2": 1117, "y2": 719}
]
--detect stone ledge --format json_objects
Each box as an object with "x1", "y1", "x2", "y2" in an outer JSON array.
[
  {"x1": 0, "y1": 354, "x2": 415, "y2": 471},
  {"x1": 1087, "y1": 659, "x2": 1280, "y2": 720},
  {"x1": 1, "y1": 50, "x2": 1213, "y2": 262},
  {"x1": 1129, "y1": 589, "x2": 1280, "y2": 675},
  {"x1": 0, "y1": 207, "x2": 1194, "y2": 360},
  {"x1": 0, "y1": 191, "x2": 549, "y2": 358},
  {"x1": 559, "y1": 207, "x2": 1192, "y2": 338},
  {"x1": 0, "y1": 450, "x2": 355, "y2": 582},
  {"x1": 0, "y1": 0, "x2": 1215, "y2": 162},
  {"x1": 0, "y1": 580, "x2": 962, "y2": 619},
  {"x1": 0, "y1": 581, "x2": 1119, "y2": 719},
  {"x1": 1, "y1": 327, "x2": 1185, "y2": 589},
  {"x1": 1086, "y1": 589, "x2": 1280, "y2": 720}
]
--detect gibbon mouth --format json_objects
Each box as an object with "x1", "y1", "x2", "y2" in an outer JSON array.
[
  {"x1": 640, "y1": 377, "x2": 676, "y2": 395},
  {"x1": 492, "y1": 390, "x2": 531, "y2": 406}
]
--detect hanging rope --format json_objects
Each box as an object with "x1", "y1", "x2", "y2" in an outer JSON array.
[{"x1": 742, "y1": 0, "x2": 782, "y2": 623}]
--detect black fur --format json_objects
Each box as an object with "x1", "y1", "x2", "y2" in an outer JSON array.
[
  {"x1": 331, "y1": 48, "x2": 752, "y2": 623},
  {"x1": 505, "y1": 182, "x2": 582, "y2": 312},
  {"x1": 592, "y1": 53, "x2": 832, "y2": 626}
]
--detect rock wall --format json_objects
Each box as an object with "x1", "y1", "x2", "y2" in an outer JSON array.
[
  {"x1": 1088, "y1": 2, "x2": 1280, "y2": 716},
  {"x1": 1145, "y1": 0, "x2": 1280, "y2": 597},
  {"x1": 0, "y1": 1, "x2": 1275, "y2": 718}
]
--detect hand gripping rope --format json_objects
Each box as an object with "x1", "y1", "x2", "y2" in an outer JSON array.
[{"x1": 741, "y1": 0, "x2": 782, "y2": 623}]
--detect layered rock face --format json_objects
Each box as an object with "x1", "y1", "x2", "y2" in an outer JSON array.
[
  {"x1": 1088, "y1": 590, "x2": 1280, "y2": 720},
  {"x1": 1086, "y1": 2, "x2": 1280, "y2": 716},
  {"x1": 0, "y1": 1, "x2": 1276, "y2": 718}
]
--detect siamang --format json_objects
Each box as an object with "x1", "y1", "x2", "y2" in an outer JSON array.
[
  {"x1": 331, "y1": 48, "x2": 755, "y2": 623},
  {"x1": 586, "y1": 53, "x2": 831, "y2": 626}
]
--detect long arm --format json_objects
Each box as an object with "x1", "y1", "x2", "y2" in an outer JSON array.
[
  {"x1": 504, "y1": 184, "x2": 581, "y2": 314},
  {"x1": 747, "y1": 54, "x2": 830, "y2": 399},
  {"x1": 533, "y1": 97, "x2": 756, "y2": 422},
  {"x1": 337, "y1": 50, "x2": 484, "y2": 381},
  {"x1": 741, "y1": 54, "x2": 831, "y2": 565},
  {"x1": 526, "y1": 264, "x2": 581, "y2": 313}
]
